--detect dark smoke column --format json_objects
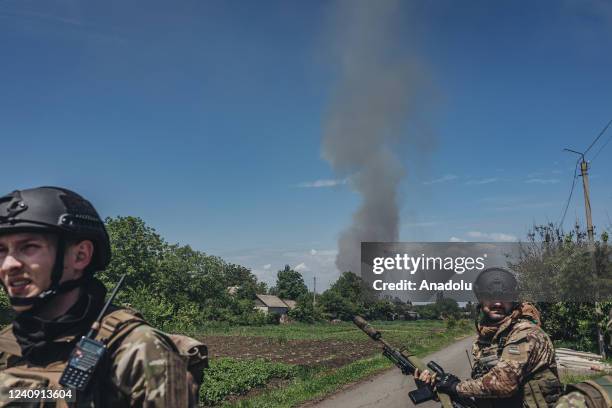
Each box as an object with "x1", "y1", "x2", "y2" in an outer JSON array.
[{"x1": 322, "y1": 0, "x2": 428, "y2": 275}]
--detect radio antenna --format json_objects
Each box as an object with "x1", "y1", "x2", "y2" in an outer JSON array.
[{"x1": 87, "y1": 274, "x2": 127, "y2": 338}]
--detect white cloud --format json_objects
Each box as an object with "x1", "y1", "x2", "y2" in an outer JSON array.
[
  {"x1": 294, "y1": 263, "x2": 310, "y2": 272},
  {"x1": 449, "y1": 237, "x2": 466, "y2": 242},
  {"x1": 297, "y1": 179, "x2": 347, "y2": 188},
  {"x1": 422, "y1": 174, "x2": 458, "y2": 185},
  {"x1": 310, "y1": 249, "x2": 317, "y2": 255},
  {"x1": 525, "y1": 178, "x2": 560, "y2": 184},
  {"x1": 465, "y1": 178, "x2": 499, "y2": 185},
  {"x1": 466, "y1": 231, "x2": 518, "y2": 242},
  {"x1": 263, "y1": 264, "x2": 271, "y2": 270}
]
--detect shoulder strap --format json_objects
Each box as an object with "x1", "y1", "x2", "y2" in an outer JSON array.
[
  {"x1": 0, "y1": 324, "x2": 20, "y2": 357},
  {"x1": 95, "y1": 308, "x2": 147, "y2": 348},
  {"x1": 167, "y1": 333, "x2": 208, "y2": 369},
  {"x1": 586, "y1": 378, "x2": 612, "y2": 408},
  {"x1": 567, "y1": 381, "x2": 610, "y2": 408}
]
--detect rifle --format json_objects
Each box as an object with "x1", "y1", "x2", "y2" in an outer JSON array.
[{"x1": 353, "y1": 316, "x2": 476, "y2": 408}]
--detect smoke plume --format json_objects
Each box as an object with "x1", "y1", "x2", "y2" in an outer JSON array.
[{"x1": 322, "y1": 0, "x2": 430, "y2": 275}]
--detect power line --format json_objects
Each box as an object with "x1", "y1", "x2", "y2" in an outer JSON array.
[
  {"x1": 557, "y1": 158, "x2": 580, "y2": 229},
  {"x1": 591, "y1": 127, "x2": 612, "y2": 163},
  {"x1": 584, "y1": 118, "x2": 612, "y2": 156},
  {"x1": 558, "y1": 118, "x2": 611, "y2": 231}
]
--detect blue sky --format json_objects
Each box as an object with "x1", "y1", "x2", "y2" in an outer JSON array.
[{"x1": 1, "y1": 0, "x2": 611, "y2": 290}]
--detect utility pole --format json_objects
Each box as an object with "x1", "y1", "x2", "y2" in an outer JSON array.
[
  {"x1": 580, "y1": 160, "x2": 595, "y2": 242},
  {"x1": 313, "y1": 276, "x2": 317, "y2": 308},
  {"x1": 564, "y1": 118, "x2": 612, "y2": 356},
  {"x1": 564, "y1": 148, "x2": 601, "y2": 354},
  {"x1": 564, "y1": 149, "x2": 594, "y2": 242}
]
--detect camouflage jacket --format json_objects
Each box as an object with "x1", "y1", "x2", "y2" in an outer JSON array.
[
  {"x1": 457, "y1": 317, "x2": 562, "y2": 407},
  {"x1": 0, "y1": 307, "x2": 191, "y2": 407},
  {"x1": 556, "y1": 392, "x2": 589, "y2": 408}
]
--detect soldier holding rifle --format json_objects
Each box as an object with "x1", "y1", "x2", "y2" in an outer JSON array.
[{"x1": 416, "y1": 267, "x2": 563, "y2": 408}]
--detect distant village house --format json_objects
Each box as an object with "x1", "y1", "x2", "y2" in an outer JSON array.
[{"x1": 254, "y1": 294, "x2": 297, "y2": 317}]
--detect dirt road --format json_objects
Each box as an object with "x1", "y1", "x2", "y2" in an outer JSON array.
[{"x1": 309, "y1": 335, "x2": 476, "y2": 408}]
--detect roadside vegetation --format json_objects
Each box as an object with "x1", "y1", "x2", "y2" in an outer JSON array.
[
  {"x1": 560, "y1": 371, "x2": 607, "y2": 385},
  {"x1": 201, "y1": 358, "x2": 299, "y2": 406},
  {"x1": 197, "y1": 319, "x2": 473, "y2": 407}
]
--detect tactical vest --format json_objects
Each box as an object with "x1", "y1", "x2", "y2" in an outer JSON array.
[
  {"x1": 0, "y1": 308, "x2": 207, "y2": 407},
  {"x1": 565, "y1": 376, "x2": 612, "y2": 408},
  {"x1": 472, "y1": 329, "x2": 563, "y2": 408}
]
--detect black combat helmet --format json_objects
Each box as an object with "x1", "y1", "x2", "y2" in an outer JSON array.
[
  {"x1": 0, "y1": 186, "x2": 110, "y2": 307},
  {"x1": 473, "y1": 267, "x2": 519, "y2": 303}
]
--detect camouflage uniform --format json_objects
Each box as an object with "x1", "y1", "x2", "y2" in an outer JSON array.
[
  {"x1": 456, "y1": 305, "x2": 563, "y2": 407},
  {"x1": 554, "y1": 376, "x2": 612, "y2": 408},
  {"x1": 0, "y1": 307, "x2": 195, "y2": 407},
  {"x1": 555, "y1": 392, "x2": 588, "y2": 408}
]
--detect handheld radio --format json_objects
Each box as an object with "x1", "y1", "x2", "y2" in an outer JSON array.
[{"x1": 59, "y1": 274, "x2": 127, "y2": 391}]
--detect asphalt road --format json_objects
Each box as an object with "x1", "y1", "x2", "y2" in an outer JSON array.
[{"x1": 309, "y1": 335, "x2": 476, "y2": 408}]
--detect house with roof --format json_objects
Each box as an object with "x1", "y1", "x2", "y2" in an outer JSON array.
[
  {"x1": 282, "y1": 299, "x2": 297, "y2": 310},
  {"x1": 254, "y1": 294, "x2": 297, "y2": 315}
]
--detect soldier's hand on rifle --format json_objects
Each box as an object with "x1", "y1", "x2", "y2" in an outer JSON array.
[
  {"x1": 433, "y1": 373, "x2": 460, "y2": 397},
  {"x1": 414, "y1": 368, "x2": 437, "y2": 386}
]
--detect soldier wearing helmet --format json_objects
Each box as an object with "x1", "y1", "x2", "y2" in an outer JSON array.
[
  {"x1": 417, "y1": 267, "x2": 563, "y2": 407},
  {"x1": 0, "y1": 187, "x2": 199, "y2": 407}
]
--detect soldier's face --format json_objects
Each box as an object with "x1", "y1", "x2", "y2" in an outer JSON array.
[
  {"x1": 0, "y1": 232, "x2": 57, "y2": 312},
  {"x1": 481, "y1": 300, "x2": 514, "y2": 321}
]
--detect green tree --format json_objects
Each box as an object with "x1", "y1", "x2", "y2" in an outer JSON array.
[
  {"x1": 225, "y1": 264, "x2": 257, "y2": 287},
  {"x1": 101, "y1": 216, "x2": 166, "y2": 291},
  {"x1": 510, "y1": 223, "x2": 612, "y2": 352},
  {"x1": 319, "y1": 272, "x2": 378, "y2": 320},
  {"x1": 288, "y1": 293, "x2": 323, "y2": 323},
  {"x1": 330, "y1": 272, "x2": 375, "y2": 302},
  {"x1": 435, "y1": 298, "x2": 460, "y2": 319},
  {"x1": 414, "y1": 303, "x2": 439, "y2": 320},
  {"x1": 318, "y1": 289, "x2": 357, "y2": 320},
  {"x1": 274, "y1": 265, "x2": 308, "y2": 300},
  {"x1": 101, "y1": 216, "x2": 266, "y2": 328},
  {"x1": 367, "y1": 300, "x2": 395, "y2": 320}
]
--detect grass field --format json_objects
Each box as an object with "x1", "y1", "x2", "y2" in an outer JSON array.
[{"x1": 195, "y1": 319, "x2": 473, "y2": 407}]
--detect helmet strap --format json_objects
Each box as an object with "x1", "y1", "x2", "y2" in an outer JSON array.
[{"x1": 50, "y1": 237, "x2": 65, "y2": 288}]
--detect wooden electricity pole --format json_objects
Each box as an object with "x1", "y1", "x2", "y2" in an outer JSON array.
[
  {"x1": 564, "y1": 149, "x2": 602, "y2": 354},
  {"x1": 564, "y1": 149, "x2": 594, "y2": 242},
  {"x1": 579, "y1": 160, "x2": 595, "y2": 243}
]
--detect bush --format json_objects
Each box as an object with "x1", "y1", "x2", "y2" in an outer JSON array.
[
  {"x1": 199, "y1": 358, "x2": 298, "y2": 406},
  {"x1": 288, "y1": 294, "x2": 324, "y2": 323},
  {"x1": 265, "y1": 312, "x2": 282, "y2": 325},
  {"x1": 540, "y1": 302, "x2": 603, "y2": 352},
  {"x1": 414, "y1": 303, "x2": 439, "y2": 320}
]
